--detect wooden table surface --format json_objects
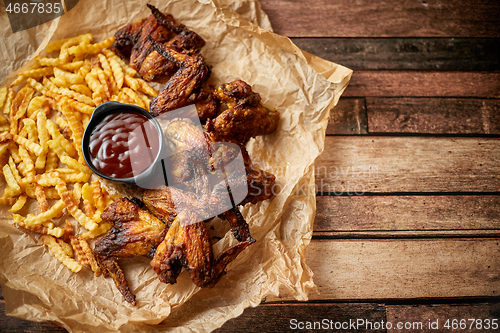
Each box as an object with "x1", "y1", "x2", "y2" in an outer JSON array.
[{"x1": 2, "y1": 0, "x2": 500, "y2": 331}]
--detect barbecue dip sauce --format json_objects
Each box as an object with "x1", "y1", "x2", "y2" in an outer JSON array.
[{"x1": 88, "y1": 111, "x2": 160, "y2": 179}]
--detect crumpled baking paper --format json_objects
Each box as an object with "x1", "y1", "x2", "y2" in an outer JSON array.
[{"x1": 0, "y1": 0, "x2": 352, "y2": 331}]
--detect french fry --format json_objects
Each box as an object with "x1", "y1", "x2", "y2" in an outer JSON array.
[
  {"x1": 56, "y1": 179, "x2": 97, "y2": 231},
  {"x1": 13, "y1": 135, "x2": 43, "y2": 156},
  {"x1": 8, "y1": 156, "x2": 22, "y2": 185},
  {"x1": 137, "y1": 91, "x2": 151, "y2": 111},
  {"x1": 57, "y1": 61, "x2": 84, "y2": 72},
  {"x1": 45, "y1": 149, "x2": 59, "y2": 171},
  {"x1": 98, "y1": 53, "x2": 118, "y2": 95},
  {"x1": 78, "y1": 59, "x2": 92, "y2": 79},
  {"x1": 85, "y1": 70, "x2": 105, "y2": 106},
  {"x1": 27, "y1": 78, "x2": 59, "y2": 100},
  {"x1": 27, "y1": 96, "x2": 47, "y2": 117},
  {"x1": 54, "y1": 115, "x2": 69, "y2": 129},
  {"x1": 36, "y1": 111, "x2": 49, "y2": 169},
  {"x1": 67, "y1": 36, "x2": 114, "y2": 56},
  {"x1": 57, "y1": 238, "x2": 74, "y2": 257},
  {"x1": 0, "y1": 86, "x2": 7, "y2": 110},
  {"x1": 80, "y1": 222, "x2": 112, "y2": 239},
  {"x1": 18, "y1": 67, "x2": 54, "y2": 80},
  {"x1": 66, "y1": 98, "x2": 95, "y2": 115},
  {"x1": 117, "y1": 90, "x2": 135, "y2": 104},
  {"x1": 70, "y1": 236, "x2": 101, "y2": 276},
  {"x1": 9, "y1": 194, "x2": 27, "y2": 212},
  {"x1": 103, "y1": 49, "x2": 124, "y2": 89},
  {"x1": 21, "y1": 118, "x2": 38, "y2": 143},
  {"x1": 35, "y1": 184, "x2": 49, "y2": 212},
  {"x1": 0, "y1": 143, "x2": 10, "y2": 160},
  {"x1": 54, "y1": 67, "x2": 85, "y2": 85},
  {"x1": 82, "y1": 114, "x2": 90, "y2": 129},
  {"x1": 136, "y1": 77, "x2": 158, "y2": 97},
  {"x1": 70, "y1": 84, "x2": 92, "y2": 97},
  {"x1": 2, "y1": 88, "x2": 14, "y2": 114},
  {"x1": 0, "y1": 113, "x2": 9, "y2": 125},
  {"x1": 81, "y1": 183, "x2": 96, "y2": 218},
  {"x1": 112, "y1": 51, "x2": 137, "y2": 77},
  {"x1": 47, "y1": 119, "x2": 77, "y2": 157},
  {"x1": 3, "y1": 164, "x2": 21, "y2": 196},
  {"x1": 57, "y1": 87, "x2": 95, "y2": 106},
  {"x1": 24, "y1": 199, "x2": 65, "y2": 225},
  {"x1": 92, "y1": 179, "x2": 106, "y2": 213},
  {"x1": 57, "y1": 98, "x2": 84, "y2": 161},
  {"x1": 50, "y1": 77, "x2": 71, "y2": 88},
  {"x1": 46, "y1": 33, "x2": 93, "y2": 53},
  {"x1": 73, "y1": 182, "x2": 82, "y2": 203},
  {"x1": 18, "y1": 146, "x2": 35, "y2": 177},
  {"x1": 10, "y1": 86, "x2": 28, "y2": 134},
  {"x1": 41, "y1": 235, "x2": 82, "y2": 273},
  {"x1": 60, "y1": 155, "x2": 92, "y2": 174},
  {"x1": 36, "y1": 171, "x2": 63, "y2": 186},
  {"x1": 0, "y1": 133, "x2": 13, "y2": 144},
  {"x1": 122, "y1": 87, "x2": 145, "y2": 109},
  {"x1": 13, "y1": 214, "x2": 64, "y2": 237}
]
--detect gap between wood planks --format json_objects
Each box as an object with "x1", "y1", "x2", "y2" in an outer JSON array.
[
  {"x1": 329, "y1": 97, "x2": 500, "y2": 136},
  {"x1": 291, "y1": 37, "x2": 500, "y2": 71},
  {"x1": 216, "y1": 301, "x2": 500, "y2": 333},
  {"x1": 265, "y1": 238, "x2": 500, "y2": 302}
]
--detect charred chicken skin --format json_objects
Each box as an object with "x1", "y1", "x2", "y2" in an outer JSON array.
[
  {"x1": 93, "y1": 198, "x2": 166, "y2": 305},
  {"x1": 93, "y1": 5, "x2": 280, "y2": 305},
  {"x1": 112, "y1": 4, "x2": 205, "y2": 83}
]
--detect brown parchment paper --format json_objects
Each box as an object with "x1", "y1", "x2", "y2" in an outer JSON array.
[{"x1": 0, "y1": 0, "x2": 352, "y2": 331}]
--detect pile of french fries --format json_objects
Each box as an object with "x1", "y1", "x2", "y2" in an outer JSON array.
[{"x1": 0, "y1": 34, "x2": 158, "y2": 275}]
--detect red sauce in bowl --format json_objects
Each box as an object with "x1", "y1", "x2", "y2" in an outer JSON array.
[{"x1": 88, "y1": 111, "x2": 160, "y2": 179}]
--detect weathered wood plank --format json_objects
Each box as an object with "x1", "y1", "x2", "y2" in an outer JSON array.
[
  {"x1": 260, "y1": 0, "x2": 500, "y2": 37},
  {"x1": 328, "y1": 98, "x2": 367, "y2": 135},
  {"x1": 343, "y1": 71, "x2": 500, "y2": 98},
  {"x1": 315, "y1": 195, "x2": 500, "y2": 233},
  {"x1": 366, "y1": 98, "x2": 500, "y2": 135},
  {"x1": 216, "y1": 303, "x2": 387, "y2": 332},
  {"x1": 291, "y1": 38, "x2": 500, "y2": 71},
  {"x1": 386, "y1": 303, "x2": 500, "y2": 332},
  {"x1": 270, "y1": 239, "x2": 500, "y2": 301},
  {"x1": 315, "y1": 137, "x2": 500, "y2": 193}
]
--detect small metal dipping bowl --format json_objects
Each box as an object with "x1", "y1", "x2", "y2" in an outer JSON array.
[{"x1": 82, "y1": 101, "x2": 165, "y2": 187}]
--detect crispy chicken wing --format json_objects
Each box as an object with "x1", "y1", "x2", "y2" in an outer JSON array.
[
  {"x1": 112, "y1": 4, "x2": 205, "y2": 83},
  {"x1": 93, "y1": 198, "x2": 166, "y2": 305},
  {"x1": 206, "y1": 80, "x2": 280, "y2": 144},
  {"x1": 148, "y1": 36, "x2": 210, "y2": 117},
  {"x1": 150, "y1": 209, "x2": 253, "y2": 287}
]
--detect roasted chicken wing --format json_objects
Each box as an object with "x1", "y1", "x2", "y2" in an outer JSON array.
[
  {"x1": 93, "y1": 198, "x2": 166, "y2": 305},
  {"x1": 112, "y1": 4, "x2": 205, "y2": 83},
  {"x1": 206, "y1": 80, "x2": 280, "y2": 144}
]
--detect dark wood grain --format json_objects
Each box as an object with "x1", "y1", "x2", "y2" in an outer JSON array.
[
  {"x1": 315, "y1": 137, "x2": 500, "y2": 193},
  {"x1": 260, "y1": 0, "x2": 500, "y2": 37},
  {"x1": 315, "y1": 195, "x2": 500, "y2": 232},
  {"x1": 216, "y1": 303, "x2": 387, "y2": 332},
  {"x1": 327, "y1": 98, "x2": 367, "y2": 135},
  {"x1": 343, "y1": 71, "x2": 500, "y2": 98},
  {"x1": 386, "y1": 303, "x2": 500, "y2": 332},
  {"x1": 329, "y1": 98, "x2": 500, "y2": 136},
  {"x1": 366, "y1": 98, "x2": 500, "y2": 135},
  {"x1": 291, "y1": 38, "x2": 500, "y2": 71}
]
